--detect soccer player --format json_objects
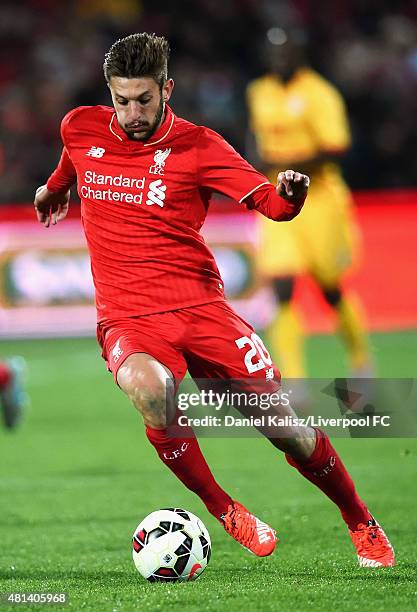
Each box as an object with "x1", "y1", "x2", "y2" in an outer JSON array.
[
  {"x1": 34, "y1": 33, "x2": 393, "y2": 566},
  {"x1": 0, "y1": 357, "x2": 28, "y2": 428},
  {"x1": 247, "y1": 28, "x2": 371, "y2": 378}
]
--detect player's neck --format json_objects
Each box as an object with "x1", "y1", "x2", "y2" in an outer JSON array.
[{"x1": 156, "y1": 106, "x2": 167, "y2": 132}]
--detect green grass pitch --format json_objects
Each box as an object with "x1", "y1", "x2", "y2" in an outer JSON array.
[{"x1": 0, "y1": 331, "x2": 416, "y2": 611}]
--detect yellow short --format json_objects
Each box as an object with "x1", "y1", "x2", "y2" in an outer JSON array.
[{"x1": 257, "y1": 179, "x2": 360, "y2": 287}]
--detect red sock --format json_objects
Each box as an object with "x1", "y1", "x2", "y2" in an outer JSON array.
[
  {"x1": 146, "y1": 416, "x2": 232, "y2": 521},
  {"x1": 0, "y1": 363, "x2": 11, "y2": 389},
  {"x1": 286, "y1": 429, "x2": 371, "y2": 530}
]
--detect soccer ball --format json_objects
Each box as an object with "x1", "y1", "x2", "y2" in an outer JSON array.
[{"x1": 132, "y1": 508, "x2": 211, "y2": 582}]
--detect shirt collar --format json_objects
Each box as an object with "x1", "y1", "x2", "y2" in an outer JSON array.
[{"x1": 108, "y1": 104, "x2": 175, "y2": 146}]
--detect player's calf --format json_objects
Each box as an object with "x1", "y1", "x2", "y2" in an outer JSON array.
[
  {"x1": 268, "y1": 431, "x2": 316, "y2": 461},
  {"x1": 244, "y1": 396, "x2": 317, "y2": 460}
]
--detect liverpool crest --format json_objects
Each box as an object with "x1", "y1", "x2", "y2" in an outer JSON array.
[{"x1": 149, "y1": 148, "x2": 171, "y2": 175}]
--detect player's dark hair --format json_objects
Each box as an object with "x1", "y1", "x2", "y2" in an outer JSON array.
[{"x1": 103, "y1": 33, "x2": 170, "y2": 88}]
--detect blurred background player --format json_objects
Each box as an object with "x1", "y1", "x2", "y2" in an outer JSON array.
[
  {"x1": 247, "y1": 28, "x2": 372, "y2": 378},
  {"x1": 0, "y1": 357, "x2": 28, "y2": 429}
]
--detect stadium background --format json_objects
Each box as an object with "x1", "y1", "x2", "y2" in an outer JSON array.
[
  {"x1": 1, "y1": 0, "x2": 417, "y2": 337},
  {"x1": 1, "y1": 1, "x2": 417, "y2": 610}
]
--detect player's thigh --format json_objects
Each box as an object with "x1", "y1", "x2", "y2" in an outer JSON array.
[
  {"x1": 185, "y1": 301, "x2": 315, "y2": 443},
  {"x1": 97, "y1": 315, "x2": 188, "y2": 426},
  {"x1": 98, "y1": 314, "x2": 188, "y2": 384},
  {"x1": 185, "y1": 300, "x2": 280, "y2": 386}
]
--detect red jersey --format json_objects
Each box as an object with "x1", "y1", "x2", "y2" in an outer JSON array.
[{"x1": 47, "y1": 105, "x2": 304, "y2": 322}]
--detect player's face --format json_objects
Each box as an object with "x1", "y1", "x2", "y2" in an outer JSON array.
[{"x1": 109, "y1": 77, "x2": 174, "y2": 141}]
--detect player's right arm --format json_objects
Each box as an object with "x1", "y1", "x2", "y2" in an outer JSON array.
[
  {"x1": 34, "y1": 109, "x2": 79, "y2": 227},
  {"x1": 34, "y1": 147, "x2": 76, "y2": 227},
  {"x1": 34, "y1": 184, "x2": 70, "y2": 228}
]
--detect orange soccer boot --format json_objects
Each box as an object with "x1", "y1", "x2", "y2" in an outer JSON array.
[
  {"x1": 221, "y1": 501, "x2": 277, "y2": 557},
  {"x1": 349, "y1": 518, "x2": 395, "y2": 567}
]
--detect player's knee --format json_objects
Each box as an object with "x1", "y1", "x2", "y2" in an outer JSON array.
[
  {"x1": 272, "y1": 276, "x2": 295, "y2": 303},
  {"x1": 127, "y1": 377, "x2": 171, "y2": 428},
  {"x1": 117, "y1": 361, "x2": 174, "y2": 428},
  {"x1": 322, "y1": 286, "x2": 342, "y2": 307}
]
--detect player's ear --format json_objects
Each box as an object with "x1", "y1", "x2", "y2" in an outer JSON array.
[{"x1": 162, "y1": 78, "x2": 174, "y2": 102}]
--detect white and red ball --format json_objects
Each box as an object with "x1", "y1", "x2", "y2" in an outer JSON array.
[{"x1": 132, "y1": 508, "x2": 211, "y2": 582}]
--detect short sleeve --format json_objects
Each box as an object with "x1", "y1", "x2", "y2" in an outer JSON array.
[
  {"x1": 196, "y1": 127, "x2": 270, "y2": 203},
  {"x1": 310, "y1": 83, "x2": 351, "y2": 152}
]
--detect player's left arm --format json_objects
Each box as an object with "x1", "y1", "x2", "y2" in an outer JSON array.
[
  {"x1": 276, "y1": 169, "x2": 310, "y2": 200},
  {"x1": 197, "y1": 127, "x2": 310, "y2": 222}
]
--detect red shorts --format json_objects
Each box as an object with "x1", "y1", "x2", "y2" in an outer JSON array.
[{"x1": 97, "y1": 300, "x2": 281, "y2": 391}]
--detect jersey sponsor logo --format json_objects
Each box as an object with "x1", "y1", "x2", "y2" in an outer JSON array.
[
  {"x1": 84, "y1": 170, "x2": 145, "y2": 189},
  {"x1": 81, "y1": 170, "x2": 145, "y2": 204},
  {"x1": 149, "y1": 148, "x2": 171, "y2": 175},
  {"x1": 112, "y1": 338, "x2": 123, "y2": 363},
  {"x1": 86, "y1": 146, "x2": 106, "y2": 158},
  {"x1": 146, "y1": 179, "x2": 167, "y2": 208}
]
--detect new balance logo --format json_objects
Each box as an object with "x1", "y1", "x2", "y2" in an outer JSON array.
[
  {"x1": 86, "y1": 146, "x2": 105, "y2": 158},
  {"x1": 265, "y1": 367, "x2": 274, "y2": 381},
  {"x1": 112, "y1": 339, "x2": 123, "y2": 363},
  {"x1": 146, "y1": 179, "x2": 166, "y2": 208}
]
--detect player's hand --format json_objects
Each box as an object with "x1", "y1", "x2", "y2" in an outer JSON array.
[
  {"x1": 34, "y1": 185, "x2": 70, "y2": 228},
  {"x1": 277, "y1": 169, "x2": 310, "y2": 202}
]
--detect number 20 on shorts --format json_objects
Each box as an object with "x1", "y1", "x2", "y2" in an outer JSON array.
[{"x1": 235, "y1": 333, "x2": 272, "y2": 374}]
